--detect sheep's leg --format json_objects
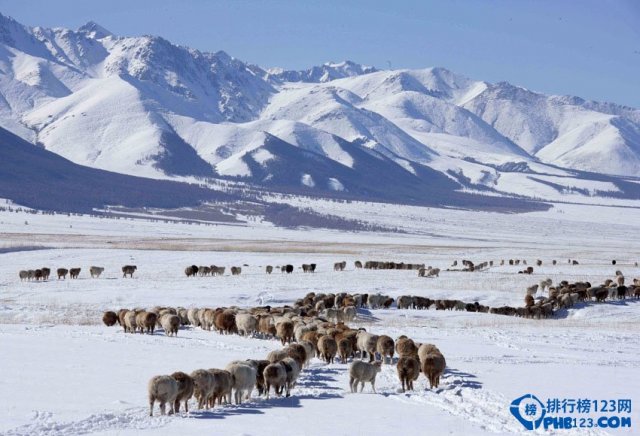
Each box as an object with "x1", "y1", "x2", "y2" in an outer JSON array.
[
  {"x1": 149, "y1": 397, "x2": 155, "y2": 417},
  {"x1": 184, "y1": 399, "x2": 189, "y2": 413},
  {"x1": 371, "y1": 380, "x2": 376, "y2": 393},
  {"x1": 360, "y1": 381, "x2": 364, "y2": 392},
  {"x1": 159, "y1": 401, "x2": 166, "y2": 416},
  {"x1": 174, "y1": 400, "x2": 180, "y2": 414}
]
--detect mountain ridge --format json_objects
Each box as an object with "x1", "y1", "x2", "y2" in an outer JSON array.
[{"x1": 1, "y1": 12, "x2": 639, "y2": 207}]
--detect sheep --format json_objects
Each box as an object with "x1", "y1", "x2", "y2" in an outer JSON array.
[
  {"x1": 354, "y1": 261, "x2": 363, "y2": 269},
  {"x1": 287, "y1": 344, "x2": 308, "y2": 369},
  {"x1": 171, "y1": 371, "x2": 194, "y2": 413},
  {"x1": 236, "y1": 313, "x2": 258, "y2": 336},
  {"x1": 421, "y1": 351, "x2": 446, "y2": 389},
  {"x1": 266, "y1": 265, "x2": 273, "y2": 274},
  {"x1": 299, "y1": 341, "x2": 316, "y2": 367},
  {"x1": 349, "y1": 360, "x2": 382, "y2": 393},
  {"x1": 89, "y1": 266, "x2": 104, "y2": 278},
  {"x1": 397, "y1": 295, "x2": 414, "y2": 309},
  {"x1": 275, "y1": 320, "x2": 294, "y2": 345},
  {"x1": 18, "y1": 270, "x2": 28, "y2": 281},
  {"x1": 122, "y1": 265, "x2": 137, "y2": 278},
  {"x1": 396, "y1": 337, "x2": 418, "y2": 358},
  {"x1": 338, "y1": 337, "x2": 353, "y2": 363},
  {"x1": 185, "y1": 265, "x2": 198, "y2": 277},
  {"x1": 342, "y1": 306, "x2": 356, "y2": 322},
  {"x1": 526, "y1": 284, "x2": 539, "y2": 297},
  {"x1": 190, "y1": 369, "x2": 216, "y2": 409},
  {"x1": 231, "y1": 266, "x2": 242, "y2": 276},
  {"x1": 187, "y1": 308, "x2": 201, "y2": 327},
  {"x1": 524, "y1": 294, "x2": 534, "y2": 307},
  {"x1": 57, "y1": 268, "x2": 68, "y2": 279},
  {"x1": 136, "y1": 311, "x2": 157, "y2": 334},
  {"x1": 102, "y1": 311, "x2": 118, "y2": 326},
  {"x1": 124, "y1": 310, "x2": 138, "y2": 334},
  {"x1": 225, "y1": 362, "x2": 257, "y2": 404},
  {"x1": 356, "y1": 331, "x2": 379, "y2": 362},
  {"x1": 160, "y1": 313, "x2": 180, "y2": 336},
  {"x1": 281, "y1": 357, "x2": 301, "y2": 397},
  {"x1": 294, "y1": 323, "x2": 317, "y2": 343},
  {"x1": 263, "y1": 362, "x2": 287, "y2": 398},
  {"x1": 397, "y1": 356, "x2": 421, "y2": 392},
  {"x1": 208, "y1": 369, "x2": 233, "y2": 407},
  {"x1": 148, "y1": 375, "x2": 178, "y2": 416},
  {"x1": 267, "y1": 348, "x2": 289, "y2": 363},
  {"x1": 334, "y1": 261, "x2": 346, "y2": 271},
  {"x1": 214, "y1": 310, "x2": 237, "y2": 335},
  {"x1": 418, "y1": 343, "x2": 441, "y2": 363},
  {"x1": 617, "y1": 275, "x2": 625, "y2": 286},
  {"x1": 318, "y1": 335, "x2": 338, "y2": 364},
  {"x1": 426, "y1": 267, "x2": 440, "y2": 278},
  {"x1": 376, "y1": 335, "x2": 395, "y2": 364}
]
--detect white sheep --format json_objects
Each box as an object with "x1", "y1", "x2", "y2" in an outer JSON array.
[
  {"x1": 349, "y1": 360, "x2": 382, "y2": 393},
  {"x1": 225, "y1": 362, "x2": 257, "y2": 404},
  {"x1": 267, "y1": 347, "x2": 289, "y2": 363},
  {"x1": 148, "y1": 375, "x2": 178, "y2": 416},
  {"x1": 342, "y1": 306, "x2": 356, "y2": 322},
  {"x1": 426, "y1": 267, "x2": 440, "y2": 278},
  {"x1": 190, "y1": 369, "x2": 216, "y2": 409},
  {"x1": 187, "y1": 308, "x2": 200, "y2": 327},
  {"x1": 356, "y1": 331, "x2": 379, "y2": 362},
  {"x1": 281, "y1": 357, "x2": 301, "y2": 397},
  {"x1": 160, "y1": 313, "x2": 180, "y2": 336},
  {"x1": 235, "y1": 313, "x2": 258, "y2": 336}
]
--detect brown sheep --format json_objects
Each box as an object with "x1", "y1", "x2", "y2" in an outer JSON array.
[
  {"x1": 421, "y1": 351, "x2": 446, "y2": 389},
  {"x1": 252, "y1": 359, "x2": 270, "y2": 395},
  {"x1": 136, "y1": 311, "x2": 158, "y2": 334},
  {"x1": 397, "y1": 356, "x2": 421, "y2": 392},
  {"x1": 275, "y1": 321, "x2": 294, "y2": 345},
  {"x1": 57, "y1": 268, "x2": 68, "y2": 279},
  {"x1": 185, "y1": 265, "x2": 198, "y2": 277},
  {"x1": 41, "y1": 267, "x2": 51, "y2": 280},
  {"x1": 171, "y1": 371, "x2": 194, "y2": 413},
  {"x1": 395, "y1": 337, "x2": 418, "y2": 358},
  {"x1": 266, "y1": 265, "x2": 273, "y2": 274},
  {"x1": 214, "y1": 310, "x2": 237, "y2": 335},
  {"x1": 524, "y1": 294, "x2": 534, "y2": 307},
  {"x1": 318, "y1": 335, "x2": 338, "y2": 364},
  {"x1": 208, "y1": 369, "x2": 233, "y2": 407},
  {"x1": 287, "y1": 343, "x2": 308, "y2": 369},
  {"x1": 376, "y1": 335, "x2": 395, "y2": 364},
  {"x1": 338, "y1": 337, "x2": 353, "y2": 363},
  {"x1": 122, "y1": 265, "x2": 137, "y2": 278},
  {"x1": 102, "y1": 311, "x2": 118, "y2": 326}
]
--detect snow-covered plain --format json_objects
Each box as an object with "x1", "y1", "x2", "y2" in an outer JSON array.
[{"x1": 1, "y1": 201, "x2": 639, "y2": 435}]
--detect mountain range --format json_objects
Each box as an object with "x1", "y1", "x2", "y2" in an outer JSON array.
[{"x1": 1, "y1": 12, "x2": 640, "y2": 210}]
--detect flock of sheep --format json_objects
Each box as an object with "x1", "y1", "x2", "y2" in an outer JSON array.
[
  {"x1": 101, "y1": 291, "x2": 447, "y2": 416},
  {"x1": 18, "y1": 265, "x2": 137, "y2": 280}
]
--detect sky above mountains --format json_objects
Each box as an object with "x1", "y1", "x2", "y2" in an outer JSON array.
[{"x1": 0, "y1": 0, "x2": 638, "y2": 108}]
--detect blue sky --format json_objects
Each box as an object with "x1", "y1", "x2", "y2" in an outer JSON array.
[{"x1": 1, "y1": 0, "x2": 638, "y2": 107}]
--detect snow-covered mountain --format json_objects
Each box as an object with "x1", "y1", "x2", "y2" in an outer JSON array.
[{"x1": 1, "y1": 12, "x2": 640, "y2": 205}]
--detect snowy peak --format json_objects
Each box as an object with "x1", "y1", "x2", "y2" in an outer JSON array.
[
  {"x1": 77, "y1": 21, "x2": 113, "y2": 39},
  {"x1": 269, "y1": 60, "x2": 377, "y2": 83}
]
